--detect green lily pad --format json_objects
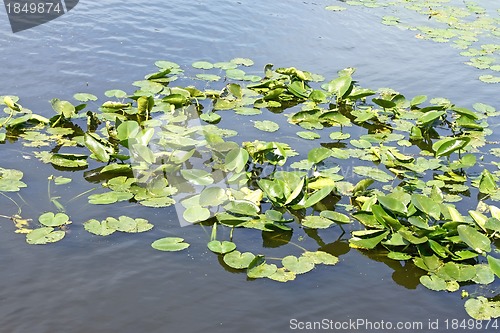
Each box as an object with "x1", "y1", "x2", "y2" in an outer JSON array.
[
  {"x1": 54, "y1": 176, "x2": 72, "y2": 185},
  {"x1": 192, "y1": 61, "x2": 213, "y2": 70},
  {"x1": 106, "y1": 216, "x2": 153, "y2": 233},
  {"x1": 223, "y1": 251, "x2": 255, "y2": 269},
  {"x1": 183, "y1": 206, "x2": 211, "y2": 223},
  {"x1": 353, "y1": 166, "x2": 394, "y2": 183},
  {"x1": 473, "y1": 264, "x2": 495, "y2": 285},
  {"x1": 465, "y1": 297, "x2": 500, "y2": 320},
  {"x1": 420, "y1": 274, "x2": 447, "y2": 291},
  {"x1": 199, "y1": 187, "x2": 228, "y2": 207},
  {"x1": 268, "y1": 268, "x2": 296, "y2": 282},
  {"x1": 83, "y1": 219, "x2": 116, "y2": 236},
  {"x1": 200, "y1": 113, "x2": 221, "y2": 123},
  {"x1": 302, "y1": 216, "x2": 334, "y2": 229},
  {"x1": 307, "y1": 147, "x2": 331, "y2": 164},
  {"x1": 50, "y1": 154, "x2": 88, "y2": 168},
  {"x1": 302, "y1": 251, "x2": 339, "y2": 265},
  {"x1": 196, "y1": 74, "x2": 221, "y2": 81},
  {"x1": 151, "y1": 237, "x2": 190, "y2": 252},
  {"x1": 26, "y1": 227, "x2": 65, "y2": 245},
  {"x1": 253, "y1": 120, "x2": 279, "y2": 132},
  {"x1": 88, "y1": 191, "x2": 133, "y2": 205},
  {"x1": 231, "y1": 58, "x2": 254, "y2": 66},
  {"x1": 247, "y1": 256, "x2": 277, "y2": 279},
  {"x1": 297, "y1": 131, "x2": 320, "y2": 140},
  {"x1": 282, "y1": 255, "x2": 315, "y2": 274},
  {"x1": 38, "y1": 212, "x2": 70, "y2": 227},
  {"x1": 207, "y1": 240, "x2": 236, "y2": 254},
  {"x1": 319, "y1": 210, "x2": 351, "y2": 224}
]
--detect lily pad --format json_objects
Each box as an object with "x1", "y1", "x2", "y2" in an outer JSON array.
[
  {"x1": 302, "y1": 216, "x2": 335, "y2": 229},
  {"x1": 38, "y1": 212, "x2": 70, "y2": 227},
  {"x1": 223, "y1": 251, "x2": 255, "y2": 269},
  {"x1": 83, "y1": 219, "x2": 115, "y2": 236},
  {"x1": 183, "y1": 206, "x2": 211, "y2": 223},
  {"x1": 303, "y1": 251, "x2": 339, "y2": 265},
  {"x1": 151, "y1": 237, "x2": 190, "y2": 252},
  {"x1": 207, "y1": 240, "x2": 236, "y2": 254},
  {"x1": 26, "y1": 227, "x2": 65, "y2": 245},
  {"x1": 268, "y1": 268, "x2": 296, "y2": 282},
  {"x1": 465, "y1": 297, "x2": 500, "y2": 320},
  {"x1": 282, "y1": 255, "x2": 315, "y2": 274},
  {"x1": 247, "y1": 256, "x2": 277, "y2": 279},
  {"x1": 253, "y1": 120, "x2": 279, "y2": 132}
]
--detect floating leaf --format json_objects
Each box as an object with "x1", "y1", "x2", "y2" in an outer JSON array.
[
  {"x1": 253, "y1": 120, "x2": 279, "y2": 132},
  {"x1": 200, "y1": 113, "x2": 221, "y2": 123},
  {"x1": 38, "y1": 212, "x2": 70, "y2": 227},
  {"x1": 268, "y1": 268, "x2": 296, "y2": 282},
  {"x1": 223, "y1": 251, "x2": 255, "y2": 269},
  {"x1": 247, "y1": 255, "x2": 277, "y2": 278},
  {"x1": 353, "y1": 166, "x2": 394, "y2": 183},
  {"x1": 207, "y1": 240, "x2": 236, "y2": 254},
  {"x1": 83, "y1": 219, "x2": 115, "y2": 236},
  {"x1": 231, "y1": 58, "x2": 254, "y2": 66},
  {"x1": 303, "y1": 251, "x2": 339, "y2": 265},
  {"x1": 26, "y1": 227, "x2": 65, "y2": 245},
  {"x1": 319, "y1": 210, "x2": 351, "y2": 224},
  {"x1": 199, "y1": 187, "x2": 228, "y2": 207},
  {"x1": 420, "y1": 274, "x2": 447, "y2": 291},
  {"x1": 196, "y1": 74, "x2": 220, "y2": 81},
  {"x1": 183, "y1": 206, "x2": 211, "y2": 223},
  {"x1": 192, "y1": 61, "x2": 213, "y2": 69},
  {"x1": 297, "y1": 131, "x2": 320, "y2": 140},
  {"x1": 302, "y1": 216, "x2": 334, "y2": 229},
  {"x1": 307, "y1": 147, "x2": 331, "y2": 164},
  {"x1": 53, "y1": 176, "x2": 72, "y2": 185},
  {"x1": 50, "y1": 154, "x2": 88, "y2": 168},
  {"x1": 88, "y1": 191, "x2": 133, "y2": 205},
  {"x1": 282, "y1": 255, "x2": 315, "y2": 274},
  {"x1": 151, "y1": 237, "x2": 190, "y2": 252},
  {"x1": 465, "y1": 297, "x2": 500, "y2": 320}
]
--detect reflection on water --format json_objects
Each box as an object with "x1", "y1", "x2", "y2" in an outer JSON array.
[{"x1": 0, "y1": 0, "x2": 498, "y2": 332}]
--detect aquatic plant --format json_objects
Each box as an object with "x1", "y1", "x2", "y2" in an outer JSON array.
[{"x1": 1, "y1": 58, "x2": 499, "y2": 319}]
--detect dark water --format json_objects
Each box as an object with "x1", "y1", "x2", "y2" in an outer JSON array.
[{"x1": 0, "y1": 1, "x2": 499, "y2": 332}]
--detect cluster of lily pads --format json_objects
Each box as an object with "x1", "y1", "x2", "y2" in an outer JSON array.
[
  {"x1": 326, "y1": 0, "x2": 500, "y2": 83},
  {"x1": 1, "y1": 58, "x2": 500, "y2": 319}
]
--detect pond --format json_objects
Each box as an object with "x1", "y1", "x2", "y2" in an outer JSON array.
[{"x1": 1, "y1": 0, "x2": 500, "y2": 332}]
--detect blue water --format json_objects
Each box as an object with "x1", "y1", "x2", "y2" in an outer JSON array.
[{"x1": 0, "y1": 1, "x2": 498, "y2": 332}]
